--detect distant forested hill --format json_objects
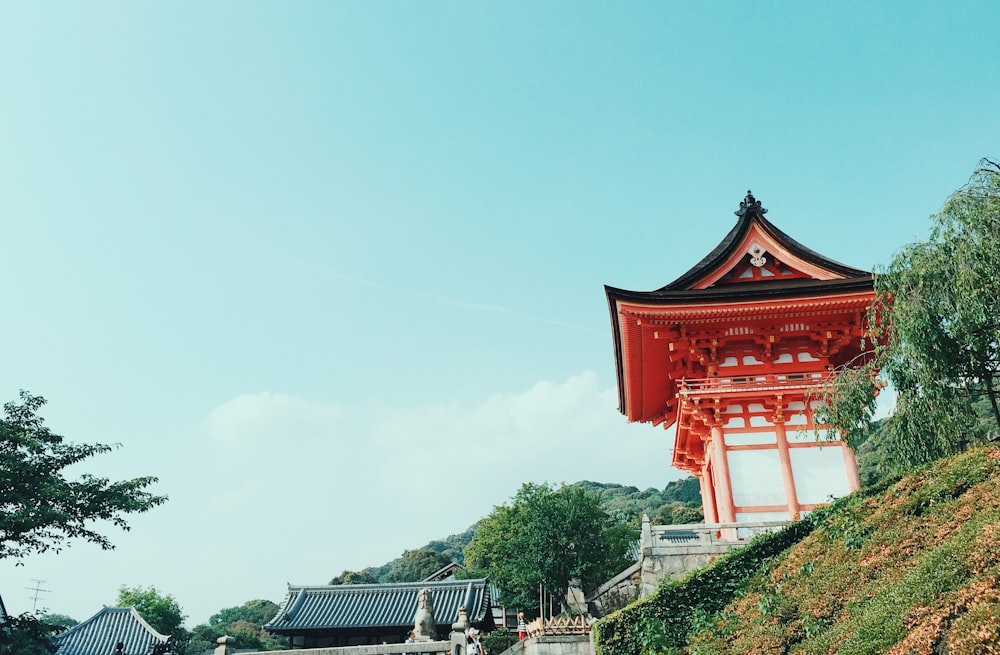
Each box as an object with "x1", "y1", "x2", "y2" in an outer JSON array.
[
  {"x1": 574, "y1": 478, "x2": 703, "y2": 525},
  {"x1": 328, "y1": 477, "x2": 703, "y2": 584}
]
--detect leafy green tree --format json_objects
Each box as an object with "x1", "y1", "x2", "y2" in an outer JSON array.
[
  {"x1": 36, "y1": 613, "x2": 77, "y2": 630},
  {"x1": 661, "y1": 477, "x2": 702, "y2": 505},
  {"x1": 0, "y1": 392, "x2": 166, "y2": 652},
  {"x1": 117, "y1": 585, "x2": 186, "y2": 636},
  {"x1": 208, "y1": 599, "x2": 280, "y2": 627},
  {"x1": 422, "y1": 525, "x2": 476, "y2": 565},
  {"x1": 385, "y1": 548, "x2": 452, "y2": 582},
  {"x1": 0, "y1": 391, "x2": 166, "y2": 560},
  {"x1": 577, "y1": 479, "x2": 703, "y2": 524},
  {"x1": 464, "y1": 483, "x2": 635, "y2": 614},
  {"x1": 227, "y1": 619, "x2": 288, "y2": 650},
  {"x1": 329, "y1": 568, "x2": 381, "y2": 585},
  {"x1": 820, "y1": 158, "x2": 1000, "y2": 469},
  {"x1": 186, "y1": 600, "x2": 287, "y2": 654},
  {"x1": 0, "y1": 613, "x2": 63, "y2": 654},
  {"x1": 651, "y1": 502, "x2": 703, "y2": 525},
  {"x1": 183, "y1": 623, "x2": 219, "y2": 655},
  {"x1": 482, "y1": 628, "x2": 517, "y2": 655}
]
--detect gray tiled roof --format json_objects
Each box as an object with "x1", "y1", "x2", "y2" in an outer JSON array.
[
  {"x1": 53, "y1": 606, "x2": 169, "y2": 655},
  {"x1": 422, "y1": 562, "x2": 464, "y2": 582},
  {"x1": 265, "y1": 579, "x2": 492, "y2": 635}
]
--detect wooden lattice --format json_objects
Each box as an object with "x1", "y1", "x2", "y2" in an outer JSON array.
[{"x1": 526, "y1": 615, "x2": 593, "y2": 636}]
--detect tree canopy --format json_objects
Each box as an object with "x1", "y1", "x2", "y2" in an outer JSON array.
[
  {"x1": 208, "y1": 599, "x2": 280, "y2": 627},
  {"x1": 576, "y1": 478, "x2": 703, "y2": 524},
  {"x1": 0, "y1": 391, "x2": 167, "y2": 560},
  {"x1": 0, "y1": 613, "x2": 66, "y2": 654},
  {"x1": 385, "y1": 548, "x2": 453, "y2": 582},
  {"x1": 0, "y1": 392, "x2": 167, "y2": 652},
  {"x1": 117, "y1": 585, "x2": 186, "y2": 636},
  {"x1": 184, "y1": 599, "x2": 286, "y2": 655},
  {"x1": 464, "y1": 483, "x2": 635, "y2": 614},
  {"x1": 329, "y1": 568, "x2": 382, "y2": 585},
  {"x1": 37, "y1": 613, "x2": 77, "y2": 630},
  {"x1": 820, "y1": 158, "x2": 1000, "y2": 470}
]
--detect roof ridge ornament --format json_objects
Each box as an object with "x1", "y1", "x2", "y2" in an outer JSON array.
[{"x1": 735, "y1": 189, "x2": 767, "y2": 218}]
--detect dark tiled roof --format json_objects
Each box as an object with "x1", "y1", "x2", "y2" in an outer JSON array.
[
  {"x1": 661, "y1": 202, "x2": 869, "y2": 291},
  {"x1": 265, "y1": 579, "x2": 492, "y2": 635},
  {"x1": 606, "y1": 276, "x2": 874, "y2": 304},
  {"x1": 53, "y1": 606, "x2": 168, "y2": 655},
  {"x1": 423, "y1": 563, "x2": 464, "y2": 582}
]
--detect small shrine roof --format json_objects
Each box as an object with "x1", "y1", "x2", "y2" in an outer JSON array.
[
  {"x1": 53, "y1": 606, "x2": 169, "y2": 655},
  {"x1": 423, "y1": 562, "x2": 464, "y2": 582},
  {"x1": 264, "y1": 578, "x2": 492, "y2": 635}
]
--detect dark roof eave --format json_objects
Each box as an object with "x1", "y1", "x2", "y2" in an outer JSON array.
[
  {"x1": 606, "y1": 287, "x2": 628, "y2": 417},
  {"x1": 606, "y1": 276, "x2": 874, "y2": 306},
  {"x1": 264, "y1": 579, "x2": 492, "y2": 633},
  {"x1": 266, "y1": 619, "x2": 488, "y2": 637}
]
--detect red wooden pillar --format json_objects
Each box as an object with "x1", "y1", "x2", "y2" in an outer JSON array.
[
  {"x1": 698, "y1": 469, "x2": 719, "y2": 523},
  {"x1": 773, "y1": 419, "x2": 801, "y2": 520},
  {"x1": 842, "y1": 442, "x2": 861, "y2": 492},
  {"x1": 710, "y1": 425, "x2": 736, "y2": 523}
]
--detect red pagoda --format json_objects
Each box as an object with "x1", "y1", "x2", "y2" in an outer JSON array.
[{"x1": 605, "y1": 192, "x2": 876, "y2": 524}]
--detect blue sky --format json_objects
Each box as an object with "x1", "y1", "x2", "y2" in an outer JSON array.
[{"x1": 1, "y1": 1, "x2": 997, "y2": 627}]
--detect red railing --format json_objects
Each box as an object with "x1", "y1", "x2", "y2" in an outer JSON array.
[{"x1": 677, "y1": 371, "x2": 833, "y2": 396}]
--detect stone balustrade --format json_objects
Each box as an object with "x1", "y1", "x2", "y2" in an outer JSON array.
[
  {"x1": 218, "y1": 641, "x2": 452, "y2": 655},
  {"x1": 637, "y1": 516, "x2": 791, "y2": 597}
]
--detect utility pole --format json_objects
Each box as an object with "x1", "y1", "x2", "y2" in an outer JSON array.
[{"x1": 26, "y1": 579, "x2": 50, "y2": 613}]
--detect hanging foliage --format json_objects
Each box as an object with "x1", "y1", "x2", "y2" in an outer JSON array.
[{"x1": 817, "y1": 158, "x2": 1000, "y2": 469}]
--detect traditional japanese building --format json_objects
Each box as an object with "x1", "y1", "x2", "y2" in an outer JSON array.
[
  {"x1": 52, "y1": 606, "x2": 171, "y2": 655},
  {"x1": 264, "y1": 578, "x2": 494, "y2": 649},
  {"x1": 605, "y1": 192, "x2": 876, "y2": 524}
]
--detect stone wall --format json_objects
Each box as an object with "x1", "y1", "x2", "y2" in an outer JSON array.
[
  {"x1": 636, "y1": 516, "x2": 790, "y2": 598},
  {"x1": 236, "y1": 641, "x2": 451, "y2": 655},
  {"x1": 522, "y1": 635, "x2": 593, "y2": 655},
  {"x1": 586, "y1": 562, "x2": 640, "y2": 617},
  {"x1": 501, "y1": 635, "x2": 592, "y2": 655}
]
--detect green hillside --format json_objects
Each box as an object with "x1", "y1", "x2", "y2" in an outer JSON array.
[{"x1": 594, "y1": 445, "x2": 1000, "y2": 655}]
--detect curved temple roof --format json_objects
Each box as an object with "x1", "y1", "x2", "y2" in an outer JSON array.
[
  {"x1": 264, "y1": 578, "x2": 493, "y2": 635},
  {"x1": 53, "y1": 606, "x2": 169, "y2": 655},
  {"x1": 660, "y1": 190, "x2": 869, "y2": 291}
]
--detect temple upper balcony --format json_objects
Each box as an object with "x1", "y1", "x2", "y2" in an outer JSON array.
[{"x1": 677, "y1": 371, "x2": 830, "y2": 402}]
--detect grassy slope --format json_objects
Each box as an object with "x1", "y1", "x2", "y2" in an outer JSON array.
[{"x1": 595, "y1": 446, "x2": 1000, "y2": 655}]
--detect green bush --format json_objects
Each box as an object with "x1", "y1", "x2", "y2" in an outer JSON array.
[{"x1": 483, "y1": 628, "x2": 517, "y2": 654}]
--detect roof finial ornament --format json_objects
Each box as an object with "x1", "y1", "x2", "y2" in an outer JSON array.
[{"x1": 735, "y1": 189, "x2": 767, "y2": 218}]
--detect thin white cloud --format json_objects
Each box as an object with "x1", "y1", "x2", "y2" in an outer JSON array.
[
  {"x1": 283, "y1": 257, "x2": 602, "y2": 332},
  {"x1": 205, "y1": 392, "x2": 345, "y2": 446}
]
